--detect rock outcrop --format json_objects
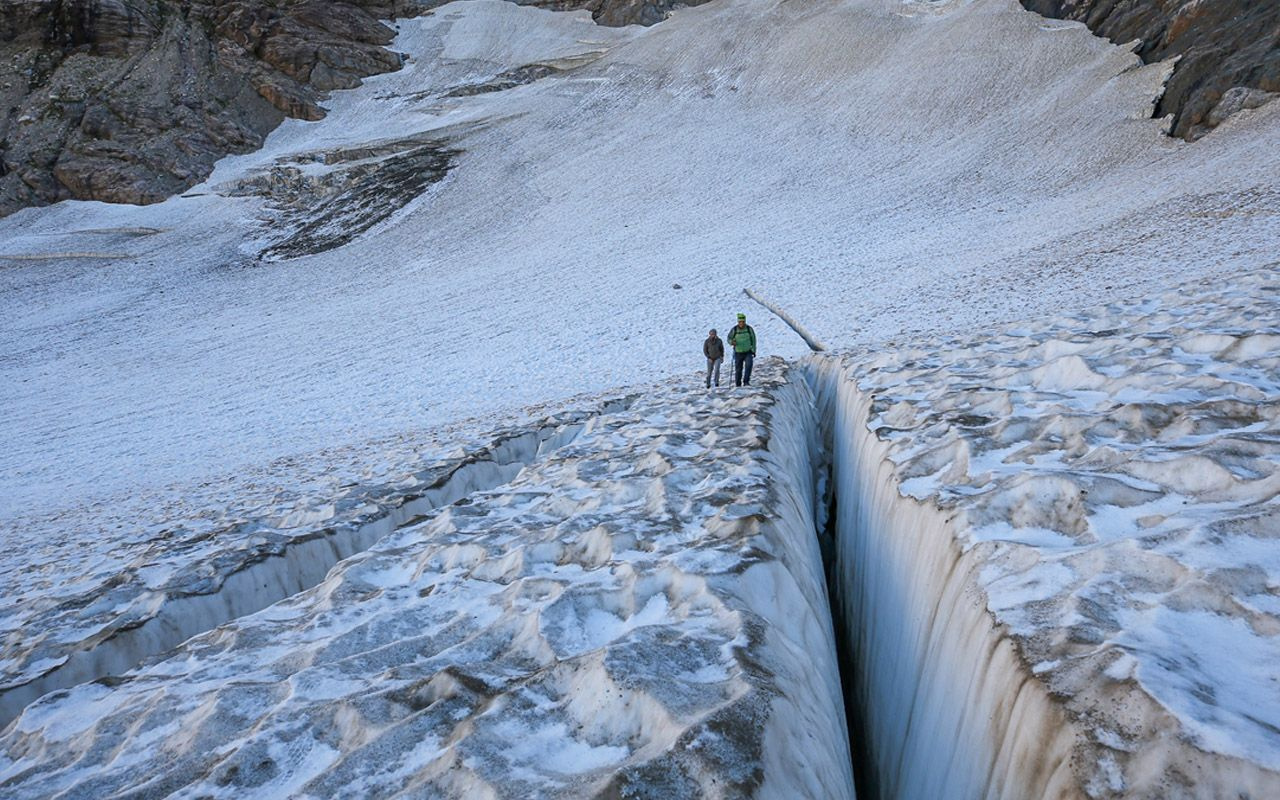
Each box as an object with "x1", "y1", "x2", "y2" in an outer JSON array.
[
  {"x1": 510, "y1": 0, "x2": 699, "y2": 28},
  {"x1": 10, "y1": 0, "x2": 1266, "y2": 217},
  {"x1": 0, "y1": 0, "x2": 707, "y2": 218},
  {"x1": 1021, "y1": 0, "x2": 1280, "y2": 139},
  {"x1": 0, "y1": 0, "x2": 421, "y2": 217},
  {"x1": 227, "y1": 134, "x2": 458, "y2": 261}
]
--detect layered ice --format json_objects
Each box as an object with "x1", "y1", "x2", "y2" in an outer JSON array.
[
  {"x1": 812, "y1": 267, "x2": 1280, "y2": 797},
  {"x1": 0, "y1": 366, "x2": 853, "y2": 798}
]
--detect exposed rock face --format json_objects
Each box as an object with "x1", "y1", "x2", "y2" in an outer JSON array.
[
  {"x1": 0, "y1": 0, "x2": 706, "y2": 218},
  {"x1": 1021, "y1": 0, "x2": 1280, "y2": 139},
  {"x1": 226, "y1": 134, "x2": 458, "y2": 261},
  {"x1": 510, "y1": 0, "x2": 701, "y2": 28},
  {"x1": 0, "y1": 0, "x2": 420, "y2": 217}
]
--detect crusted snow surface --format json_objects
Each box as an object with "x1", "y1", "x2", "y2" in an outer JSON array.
[
  {"x1": 829, "y1": 266, "x2": 1280, "y2": 795},
  {"x1": 0, "y1": 390, "x2": 635, "y2": 728},
  {"x1": 0, "y1": 366, "x2": 853, "y2": 798},
  {"x1": 3, "y1": 0, "x2": 1279, "y2": 522}
]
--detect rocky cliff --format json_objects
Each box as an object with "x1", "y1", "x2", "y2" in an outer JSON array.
[
  {"x1": 1021, "y1": 0, "x2": 1279, "y2": 140},
  {"x1": 0, "y1": 1, "x2": 427, "y2": 216},
  {"x1": 2, "y1": 0, "x2": 1275, "y2": 217},
  {"x1": 0, "y1": 0, "x2": 695, "y2": 218}
]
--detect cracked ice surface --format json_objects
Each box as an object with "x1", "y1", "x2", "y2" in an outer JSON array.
[
  {"x1": 830, "y1": 267, "x2": 1280, "y2": 793},
  {"x1": 0, "y1": 390, "x2": 633, "y2": 727},
  {"x1": 3, "y1": 0, "x2": 1279, "y2": 523},
  {"x1": 0, "y1": 366, "x2": 853, "y2": 798}
]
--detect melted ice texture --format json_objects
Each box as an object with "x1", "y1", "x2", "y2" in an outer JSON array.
[
  {"x1": 0, "y1": 0, "x2": 1278, "y2": 792},
  {"x1": 0, "y1": 371, "x2": 851, "y2": 797},
  {"x1": 849, "y1": 267, "x2": 1280, "y2": 769}
]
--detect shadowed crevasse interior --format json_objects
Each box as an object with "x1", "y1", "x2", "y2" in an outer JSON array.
[{"x1": 801, "y1": 357, "x2": 1079, "y2": 800}]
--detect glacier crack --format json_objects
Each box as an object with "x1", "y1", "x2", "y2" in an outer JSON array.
[
  {"x1": 0, "y1": 396, "x2": 638, "y2": 729},
  {"x1": 803, "y1": 356, "x2": 1076, "y2": 800}
]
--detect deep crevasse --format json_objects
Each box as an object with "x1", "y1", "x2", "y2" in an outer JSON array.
[
  {"x1": 799, "y1": 267, "x2": 1280, "y2": 798},
  {"x1": 805, "y1": 356, "x2": 1078, "y2": 800}
]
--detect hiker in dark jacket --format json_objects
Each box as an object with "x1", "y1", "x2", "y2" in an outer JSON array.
[
  {"x1": 728, "y1": 313, "x2": 756, "y2": 387},
  {"x1": 704, "y1": 329, "x2": 725, "y2": 388}
]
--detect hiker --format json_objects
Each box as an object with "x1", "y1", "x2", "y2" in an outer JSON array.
[
  {"x1": 728, "y1": 313, "x2": 756, "y2": 386},
  {"x1": 704, "y1": 329, "x2": 724, "y2": 388}
]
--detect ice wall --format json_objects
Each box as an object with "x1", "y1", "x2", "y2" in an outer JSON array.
[
  {"x1": 803, "y1": 267, "x2": 1280, "y2": 798},
  {"x1": 753, "y1": 367, "x2": 856, "y2": 798},
  {"x1": 808, "y1": 357, "x2": 1077, "y2": 799}
]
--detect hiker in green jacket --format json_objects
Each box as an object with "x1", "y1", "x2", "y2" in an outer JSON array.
[{"x1": 728, "y1": 313, "x2": 756, "y2": 387}]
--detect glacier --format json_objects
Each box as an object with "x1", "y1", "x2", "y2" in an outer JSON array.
[
  {"x1": 2, "y1": 0, "x2": 1280, "y2": 796},
  {"x1": 1, "y1": 368, "x2": 854, "y2": 798}
]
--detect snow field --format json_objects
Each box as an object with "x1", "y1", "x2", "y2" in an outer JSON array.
[
  {"x1": 1, "y1": 365, "x2": 854, "y2": 798},
  {"x1": 5, "y1": 266, "x2": 1278, "y2": 796}
]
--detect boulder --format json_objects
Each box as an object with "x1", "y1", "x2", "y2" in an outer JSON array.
[{"x1": 1207, "y1": 86, "x2": 1279, "y2": 128}]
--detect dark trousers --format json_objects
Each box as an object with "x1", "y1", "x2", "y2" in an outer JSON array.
[{"x1": 733, "y1": 352, "x2": 754, "y2": 386}]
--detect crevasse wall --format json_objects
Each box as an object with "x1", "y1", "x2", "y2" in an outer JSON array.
[
  {"x1": 805, "y1": 357, "x2": 1082, "y2": 800},
  {"x1": 754, "y1": 366, "x2": 858, "y2": 799}
]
